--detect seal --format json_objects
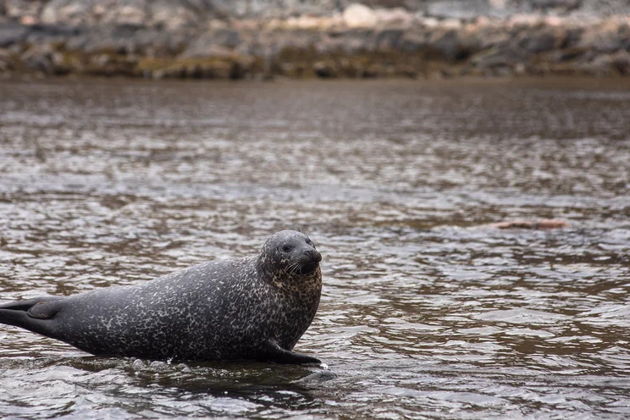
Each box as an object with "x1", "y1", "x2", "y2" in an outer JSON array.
[{"x1": 0, "y1": 230, "x2": 323, "y2": 364}]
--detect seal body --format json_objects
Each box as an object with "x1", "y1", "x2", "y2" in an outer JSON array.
[{"x1": 0, "y1": 230, "x2": 323, "y2": 364}]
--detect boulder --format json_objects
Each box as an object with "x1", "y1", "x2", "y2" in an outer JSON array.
[
  {"x1": 0, "y1": 22, "x2": 28, "y2": 47},
  {"x1": 343, "y1": 3, "x2": 378, "y2": 28}
]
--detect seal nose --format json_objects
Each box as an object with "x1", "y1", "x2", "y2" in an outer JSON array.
[{"x1": 304, "y1": 249, "x2": 322, "y2": 263}]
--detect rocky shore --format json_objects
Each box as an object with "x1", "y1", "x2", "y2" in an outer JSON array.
[{"x1": 1, "y1": 0, "x2": 629, "y2": 79}]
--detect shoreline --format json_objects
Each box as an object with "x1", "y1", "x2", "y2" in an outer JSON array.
[
  {"x1": 1, "y1": 8, "x2": 629, "y2": 79},
  {"x1": 3, "y1": 74, "x2": 630, "y2": 88}
]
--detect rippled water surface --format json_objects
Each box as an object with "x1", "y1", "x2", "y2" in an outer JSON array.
[{"x1": 0, "y1": 77, "x2": 629, "y2": 418}]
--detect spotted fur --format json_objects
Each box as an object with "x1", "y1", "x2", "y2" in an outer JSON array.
[{"x1": 0, "y1": 230, "x2": 322, "y2": 363}]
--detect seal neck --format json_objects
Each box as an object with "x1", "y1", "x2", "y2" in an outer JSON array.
[
  {"x1": 255, "y1": 254, "x2": 275, "y2": 280},
  {"x1": 256, "y1": 255, "x2": 321, "y2": 291},
  {"x1": 256, "y1": 256, "x2": 290, "y2": 289}
]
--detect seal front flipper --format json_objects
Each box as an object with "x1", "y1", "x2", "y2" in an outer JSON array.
[
  {"x1": 0, "y1": 297, "x2": 65, "y2": 337},
  {"x1": 262, "y1": 340, "x2": 322, "y2": 365}
]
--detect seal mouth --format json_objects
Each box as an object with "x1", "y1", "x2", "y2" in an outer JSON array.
[
  {"x1": 299, "y1": 260, "x2": 320, "y2": 275},
  {"x1": 293, "y1": 250, "x2": 321, "y2": 276}
]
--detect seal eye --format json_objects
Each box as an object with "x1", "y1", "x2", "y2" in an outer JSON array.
[{"x1": 281, "y1": 245, "x2": 293, "y2": 253}]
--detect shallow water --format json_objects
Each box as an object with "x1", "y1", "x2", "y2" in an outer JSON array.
[{"x1": 0, "y1": 77, "x2": 629, "y2": 419}]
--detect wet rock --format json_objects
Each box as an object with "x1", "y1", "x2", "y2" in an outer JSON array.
[
  {"x1": 0, "y1": 47, "x2": 12, "y2": 71},
  {"x1": 181, "y1": 29, "x2": 241, "y2": 58},
  {"x1": 429, "y1": 29, "x2": 466, "y2": 61},
  {"x1": 20, "y1": 43, "x2": 55, "y2": 73},
  {"x1": 610, "y1": 50, "x2": 630, "y2": 75},
  {"x1": 313, "y1": 60, "x2": 337, "y2": 78},
  {"x1": 374, "y1": 28, "x2": 404, "y2": 49},
  {"x1": 470, "y1": 45, "x2": 526, "y2": 72},
  {"x1": 517, "y1": 26, "x2": 561, "y2": 53},
  {"x1": 399, "y1": 30, "x2": 428, "y2": 53},
  {"x1": 136, "y1": 54, "x2": 254, "y2": 80},
  {"x1": 581, "y1": 50, "x2": 630, "y2": 76}
]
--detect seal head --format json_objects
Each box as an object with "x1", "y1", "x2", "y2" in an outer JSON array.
[{"x1": 257, "y1": 230, "x2": 322, "y2": 281}]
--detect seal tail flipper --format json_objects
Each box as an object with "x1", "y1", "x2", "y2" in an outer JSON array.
[{"x1": 0, "y1": 297, "x2": 64, "y2": 338}]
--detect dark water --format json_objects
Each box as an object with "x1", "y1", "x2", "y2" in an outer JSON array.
[{"x1": 0, "y1": 77, "x2": 629, "y2": 419}]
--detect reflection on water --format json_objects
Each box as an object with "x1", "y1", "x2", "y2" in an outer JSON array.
[{"x1": 0, "y1": 78, "x2": 629, "y2": 418}]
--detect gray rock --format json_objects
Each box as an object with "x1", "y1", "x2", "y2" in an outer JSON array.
[
  {"x1": 427, "y1": 0, "x2": 495, "y2": 19},
  {"x1": 21, "y1": 23, "x2": 81, "y2": 47},
  {"x1": 507, "y1": 0, "x2": 582, "y2": 15},
  {"x1": 430, "y1": 29, "x2": 464, "y2": 61},
  {"x1": 374, "y1": 28, "x2": 404, "y2": 49},
  {"x1": 38, "y1": 0, "x2": 213, "y2": 28},
  {"x1": 561, "y1": 27, "x2": 584, "y2": 49},
  {"x1": 518, "y1": 28, "x2": 559, "y2": 53},
  {"x1": 574, "y1": 0, "x2": 630, "y2": 17},
  {"x1": 0, "y1": 22, "x2": 28, "y2": 47},
  {"x1": 2, "y1": 0, "x2": 45, "y2": 21},
  {"x1": 21, "y1": 42, "x2": 56, "y2": 72},
  {"x1": 578, "y1": 24, "x2": 626, "y2": 53}
]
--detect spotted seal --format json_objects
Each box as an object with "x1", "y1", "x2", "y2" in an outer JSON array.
[{"x1": 0, "y1": 230, "x2": 322, "y2": 364}]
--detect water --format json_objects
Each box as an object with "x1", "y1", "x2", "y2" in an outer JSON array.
[{"x1": 0, "y1": 77, "x2": 629, "y2": 419}]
